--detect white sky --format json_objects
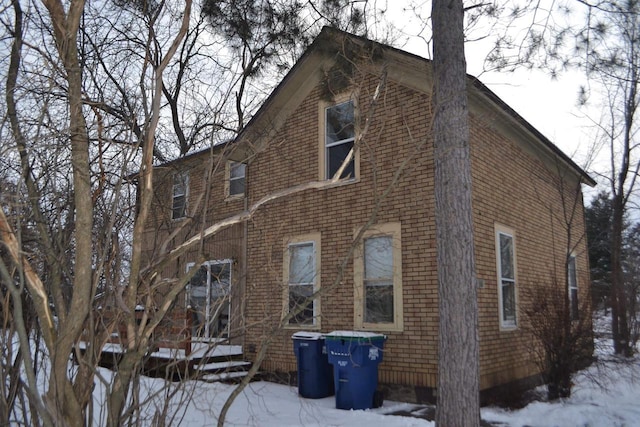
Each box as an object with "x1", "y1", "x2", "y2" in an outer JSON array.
[{"x1": 381, "y1": 2, "x2": 601, "y2": 191}]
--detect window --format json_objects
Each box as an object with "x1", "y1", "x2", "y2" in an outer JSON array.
[
  {"x1": 226, "y1": 161, "x2": 246, "y2": 198},
  {"x1": 354, "y1": 223, "x2": 403, "y2": 331},
  {"x1": 186, "y1": 260, "x2": 232, "y2": 339},
  {"x1": 172, "y1": 172, "x2": 188, "y2": 219},
  {"x1": 495, "y1": 225, "x2": 517, "y2": 329},
  {"x1": 320, "y1": 98, "x2": 358, "y2": 181},
  {"x1": 283, "y1": 233, "x2": 321, "y2": 327},
  {"x1": 568, "y1": 255, "x2": 578, "y2": 321}
]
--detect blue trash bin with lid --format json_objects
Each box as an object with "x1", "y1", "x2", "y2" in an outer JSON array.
[
  {"x1": 292, "y1": 332, "x2": 334, "y2": 398},
  {"x1": 325, "y1": 331, "x2": 387, "y2": 410}
]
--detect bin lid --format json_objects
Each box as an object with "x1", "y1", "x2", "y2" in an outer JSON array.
[
  {"x1": 324, "y1": 330, "x2": 386, "y2": 342},
  {"x1": 291, "y1": 331, "x2": 324, "y2": 340}
]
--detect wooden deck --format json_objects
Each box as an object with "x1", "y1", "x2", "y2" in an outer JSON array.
[{"x1": 80, "y1": 341, "x2": 252, "y2": 382}]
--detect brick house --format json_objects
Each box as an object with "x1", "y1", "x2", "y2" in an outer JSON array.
[{"x1": 142, "y1": 27, "x2": 594, "y2": 401}]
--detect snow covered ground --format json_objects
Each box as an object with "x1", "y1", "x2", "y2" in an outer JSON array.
[
  {"x1": 482, "y1": 338, "x2": 640, "y2": 427},
  {"x1": 90, "y1": 334, "x2": 639, "y2": 427}
]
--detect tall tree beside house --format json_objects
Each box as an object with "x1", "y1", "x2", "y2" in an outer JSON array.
[
  {"x1": 431, "y1": 1, "x2": 480, "y2": 426},
  {"x1": 622, "y1": 222, "x2": 640, "y2": 347},
  {"x1": 483, "y1": 0, "x2": 640, "y2": 357},
  {"x1": 586, "y1": 192, "x2": 640, "y2": 348},
  {"x1": 585, "y1": 191, "x2": 614, "y2": 310},
  {"x1": 577, "y1": 0, "x2": 640, "y2": 357}
]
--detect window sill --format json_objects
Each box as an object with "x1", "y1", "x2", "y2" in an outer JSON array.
[
  {"x1": 225, "y1": 194, "x2": 245, "y2": 202},
  {"x1": 284, "y1": 324, "x2": 321, "y2": 331},
  {"x1": 321, "y1": 177, "x2": 360, "y2": 189},
  {"x1": 499, "y1": 324, "x2": 518, "y2": 332},
  {"x1": 355, "y1": 323, "x2": 403, "y2": 333}
]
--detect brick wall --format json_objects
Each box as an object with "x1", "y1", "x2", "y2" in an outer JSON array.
[
  {"x1": 241, "y1": 70, "x2": 590, "y2": 393},
  {"x1": 142, "y1": 53, "x2": 591, "y2": 396}
]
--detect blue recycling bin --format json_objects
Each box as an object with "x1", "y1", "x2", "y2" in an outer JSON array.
[
  {"x1": 292, "y1": 332, "x2": 334, "y2": 398},
  {"x1": 325, "y1": 331, "x2": 387, "y2": 410}
]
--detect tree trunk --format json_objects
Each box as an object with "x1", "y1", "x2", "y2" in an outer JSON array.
[
  {"x1": 610, "y1": 193, "x2": 630, "y2": 355},
  {"x1": 40, "y1": 0, "x2": 94, "y2": 424},
  {"x1": 431, "y1": 1, "x2": 480, "y2": 426}
]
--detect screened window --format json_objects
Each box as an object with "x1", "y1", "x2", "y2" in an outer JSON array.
[
  {"x1": 228, "y1": 161, "x2": 246, "y2": 197},
  {"x1": 285, "y1": 238, "x2": 319, "y2": 326},
  {"x1": 172, "y1": 172, "x2": 188, "y2": 219},
  {"x1": 568, "y1": 255, "x2": 578, "y2": 321},
  {"x1": 354, "y1": 222, "x2": 403, "y2": 331},
  {"x1": 364, "y1": 236, "x2": 394, "y2": 323},
  {"x1": 497, "y1": 229, "x2": 517, "y2": 328},
  {"x1": 325, "y1": 100, "x2": 355, "y2": 180}
]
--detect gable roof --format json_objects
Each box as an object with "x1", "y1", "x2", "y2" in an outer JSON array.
[{"x1": 234, "y1": 26, "x2": 595, "y2": 187}]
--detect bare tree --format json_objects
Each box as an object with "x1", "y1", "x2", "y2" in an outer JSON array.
[
  {"x1": 578, "y1": 0, "x2": 640, "y2": 356},
  {"x1": 461, "y1": 0, "x2": 640, "y2": 357},
  {"x1": 524, "y1": 159, "x2": 594, "y2": 400},
  {"x1": 1, "y1": 2, "x2": 393, "y2": 425}
]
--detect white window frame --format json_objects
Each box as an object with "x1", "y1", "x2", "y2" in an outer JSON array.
[
  {"x1": 318, "y1": 95, "x2": 359, "y2": 182},
  {"x1": 495, "y1": 224, "x2": 518, "y2": 330},
  {"x1": 172, "y1": 171, "x2": 188, "y2": 220},
  {"x1": 568, "y1": 254, "x2": 579, "y2": 321},
  {"x1": 226, "y1": 161, "x2": 246, "y2": 199},
  {"x1": 354, "y1": 222, "x2": 404, "y2": 332},
  {"x1": 283, "y1": 233, "x2": 321, "y2": 329},
  {"x1": 186, "y1": 259, "x2": 233, "y2": 340}
]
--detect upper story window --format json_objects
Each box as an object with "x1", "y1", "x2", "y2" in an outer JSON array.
[
  {"x1": 172, "y1": 172, "x2": 188, "y2": 220},
  {"x1": 226, "y1": 161, "x2": 246, "y2": 198},
  {"x1": 321, "y1": 99, "x2": 358, "y2": 181},
  {"x1": 354, "y1": 222, "x2": 403, "y2": 332},
  {"x1": 496, "y1": 225, "x2": 517, "y2": 329},
  {"x1": 568, "y1": 255, "x2": 579, "y2": 321},
  {"x1": 283, "y1": 233, "x2": 321, "y2": 328}
]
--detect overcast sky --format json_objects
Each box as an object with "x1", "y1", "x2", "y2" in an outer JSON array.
[{"x1": 382, "y1": 2, "x2": 600, "y2": 189}]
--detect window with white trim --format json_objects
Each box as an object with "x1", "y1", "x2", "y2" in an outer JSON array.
[
  {"x1": 186, "y1": 260, "x2": 232, "y2": 339},
  {"x1": 354, "y1": 222, "x2": 403, "y2": 331},
  {"x1": 283, "y1": 233, "x2": 321, "y2": 327},
  {"x1": 172, "y1": 172, "x2": 188, "y2": 219},
  {"x1": 568, "y1": 255, "x2": 579, "y2": 321},
  {"x1": 227, "y1": 161, "x2": 246, "y2": 198},
  {"x1": 321, "y1": 99, "x2": 358, "y2": 181},
  {"x1": 496, "y1": 225, "x2": 517, "y2": 328}
]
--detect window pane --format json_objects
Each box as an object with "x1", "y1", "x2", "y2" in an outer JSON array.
[
  {"x1": 173, "y1": 173, "x2": 188, "y2": 218},
  {"x1": 326, "y1": 101, "x2": 354, "y2": 144},
  {"x1": 228, "y1": 162, "x2": 246, "y2": 196},
  {"x1": 172, "y1": 195, "x2": 186, "y2": 219},
  {"x1": 570, "y1": 288, "x2": 579, "y2": 320},
  {"x1": 173, "y1": 173, "x2": 187, "y2": 195},
  {"x1": 189, "y1": 266, "x2": 208, "y2": 337},
  {"x1": 230, "y1": 162, "x2": 246, "y2": 179},
  {"x1": 229, "y1": 178, "x2": 245, "y2": 196},
  {"x1": 210, "y1": 263, "x2": 231, "y2": 299},
  {"x1": 365, "y1": 282, "x2": 394, "y2": 323},
  {"x1": 289, "y1": 284, "x2": 314, "y2": 325},
  {"x1": 290, "y1": 243, "x2": 315, "y2": 284},
  {"x1": 502, "y1": 281, "x2": 516, "y2": 323},
  {"x1": 364, "y1": 236, "x2": 393, "y2": 280},
  {"x1": 327, "y1": 141, "x2": 355, "y2": 180},
  {"x1": 568, "y1": 257, "x2": 577, "y2": 289},
  {"x1": 500, "y1": 234, "x2": 514, "y2": 279},
  {"x1": 189, "y1": 266, "x2": 208, "y2": 298}
]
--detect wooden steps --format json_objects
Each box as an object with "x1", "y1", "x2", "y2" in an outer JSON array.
[{"x1": 193, "y1": 358, "x2": 253, "y2": 383}]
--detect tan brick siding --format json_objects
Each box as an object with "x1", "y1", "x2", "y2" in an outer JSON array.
[
  {"x1": 241, "y1": 73, "x2": 590, "y2": 391},
  {"x1": 143, "y1": 62, "x2": 591, "y2": 393}
]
